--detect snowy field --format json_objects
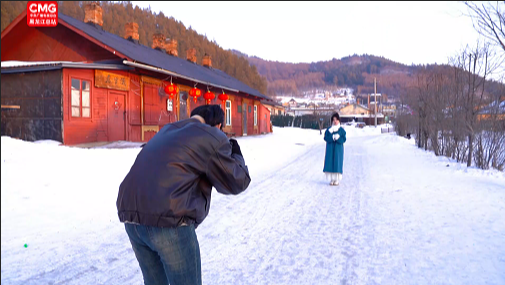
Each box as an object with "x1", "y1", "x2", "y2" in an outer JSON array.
[{"x1": 1, "y1": 126, "x2": 505, "y2": 284}]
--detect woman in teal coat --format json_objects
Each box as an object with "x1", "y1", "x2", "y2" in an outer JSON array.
[{"x1": 324, "y1": 112, "x2": 346, "y2": 186}]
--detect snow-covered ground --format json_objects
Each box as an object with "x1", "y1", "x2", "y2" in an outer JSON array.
[{"x1": 1, "y1": 126, "x2": 504, "y2": 284}]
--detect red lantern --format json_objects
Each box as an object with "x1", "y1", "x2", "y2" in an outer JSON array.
[
  {"x1": 203, "y1": 91, "x2": 215, "y2": 104},
  {"x1": 164, "y1": 83, "x2": 179, "y2": 100},
  {"x1": 218, "y1": 92, "x2": 229, "y2": 109},
  {"x1": 189, "y1": 88, "x2": 201, "y2": 103},
  {"x1": 218, "y1": 92, "x2": 229, "y2": 101}
]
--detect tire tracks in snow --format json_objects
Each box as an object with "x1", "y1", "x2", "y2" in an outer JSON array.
[
  {"x1": 335, "y1": 140, "x2": 368, "y2": 285},
  {"x1": 199, "y1": 137, "x2": 370, "y2": 284}
]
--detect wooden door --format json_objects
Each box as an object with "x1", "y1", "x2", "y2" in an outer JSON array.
[
  {"x1": 107, "y1": 91, "x2": 126, "y2": 141},
  {"x1": 243, "y1": 103, "x2": 247, "y2": 135},
  {"x1": 179, "y1": 91, "x2": 189, "y2": 121}
]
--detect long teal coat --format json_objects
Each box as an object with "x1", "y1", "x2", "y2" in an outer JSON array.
[{"x1": 323, "y1": 126, "x2": 346, "y2": 173}]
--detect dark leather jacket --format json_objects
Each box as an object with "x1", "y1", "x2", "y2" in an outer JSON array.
[{"x1": 116, "y1": 118, "x2": 251, "y2": 228}]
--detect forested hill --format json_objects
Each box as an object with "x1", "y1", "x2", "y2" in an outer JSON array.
[
  {"x1": 231, "y1": 49, "x2": 432, "y2": 98},
  {"x1": 0, "y1": 1, "x2": 267, "y2": 95}
]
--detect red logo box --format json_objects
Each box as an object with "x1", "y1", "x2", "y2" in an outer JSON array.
[{"x1": 27, "y1": 1, "x2": 58, "y2": 27}]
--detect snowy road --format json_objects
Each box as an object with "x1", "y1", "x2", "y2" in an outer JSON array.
[
  {"x1": 2, "y1": 127, "x2": 505, "y2": 284},
  {"x1": 198, "y1": 136, "x2": 369, "y2": 285},
  {"x1": 199, "y1": 131, "x2": 505, "y2": 285}
]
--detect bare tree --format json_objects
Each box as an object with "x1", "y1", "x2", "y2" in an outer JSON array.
[
  {"x1": 465, "y1": 1, "x2": 505, "y2": 53},
  {"x1": 411, "y1": 69, "x2": 437, "y2": 151},
  {"x1": 473, "y1": 91, "x2": 505, "y2": 170},
  {"x1": 428, "y1": 73, "x2": 453, "y2": 156},
  {"x1": 488, "y1": 74, "x2": 505, "y2": 170},
  {"x1": 450, "y1": 42, "x2": 499, "y2": 167},
  {"x1": 409, "y1": 68, "x2": 455, "y2": 156},
  {"x1": 395, "y1": 81, "x2": 419, "y2": 138}
]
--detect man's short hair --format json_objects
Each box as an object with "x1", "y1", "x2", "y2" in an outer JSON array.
[{"x1": 191, "y1": 105, "x2": 225, "y2": 129}]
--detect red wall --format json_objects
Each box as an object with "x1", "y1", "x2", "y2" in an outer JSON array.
[
  {"x1": 248, "y1": 101, "x2": 254, "y2": 135},
  {"x1": 62, "y1": 68, "x2": 137, "y2": 145},
  {"x1": 243, "y1": 99, "x2": 260, "y2": 136},
  {"x1": 221, "y1": 97, "x2": 270, "y2": 136},
  {"x1": 56, "y1": 69, "x2": 271, "y2": 145},
  {"x1": 128, "y1": 74, "x2": 142, "y2": 142},
  {"x1": 140, "y1": 82, "x2": 181, "y2": 142},
  {"x1": 259, "y1": 104, "x2": 271, "y2": 134},
  {"x1": 1, "y1": 16, "x2": 118, "y2": 62},
  {"x1": 230, "y1": 96, "x2": 243, "y2": 136},
  {"x1": 62, "y1": 69, "x2": 104, "y2": 145},
  {"x1": 143, "y1": 83, "x2": 176, "y2": 126}
]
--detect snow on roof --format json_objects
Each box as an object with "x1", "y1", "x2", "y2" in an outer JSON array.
[
  {"x1": 1, "y1": 61, "x2": 79, "y2": 68},
  {"x1": 479, "y1": 100, "x2": 505, "y2": 114}
]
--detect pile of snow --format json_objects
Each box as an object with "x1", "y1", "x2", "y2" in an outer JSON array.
[
  {"x1": 366, "y1": 133, "x2": 505, "y2": 180},
  {"x1": 33, "y1": 139, "x2": 62, "y2": 146}
]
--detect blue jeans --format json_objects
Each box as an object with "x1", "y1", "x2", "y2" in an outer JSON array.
[{"x1": 125, "y1": 223, "x2": 201, "y2": 285}]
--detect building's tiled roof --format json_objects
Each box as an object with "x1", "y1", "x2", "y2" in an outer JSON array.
[{"x1": 58, "y1": 13, "x2": 270, "y2": 101}]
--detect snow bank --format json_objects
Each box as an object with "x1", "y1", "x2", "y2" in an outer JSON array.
[
  {"x1": 364, "y1": 133, "x2": 505, "y2": 180},
  {"x1": 33, "y1": 139, "x2": 63, "y2": 146}
]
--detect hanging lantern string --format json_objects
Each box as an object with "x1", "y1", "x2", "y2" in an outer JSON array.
[{"x1": 159, "y1": 76, "x2": 178, "y2": 87}]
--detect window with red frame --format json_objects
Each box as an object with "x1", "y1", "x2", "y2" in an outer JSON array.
[{"x1": 71, "y1": 78, "x2": 91, "y2": 118}]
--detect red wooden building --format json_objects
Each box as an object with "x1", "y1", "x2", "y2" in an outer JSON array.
[{"x1": 1, "y1": 4, "x2": 275, "y2": 145}]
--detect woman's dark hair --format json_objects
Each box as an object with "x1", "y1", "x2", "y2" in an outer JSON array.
[
  {"x1": 331, "y1": 112, "x2": 340, "y2": 123},
  {"x1": 191, "y1": 104, "x2": 225, "y2": 129}
]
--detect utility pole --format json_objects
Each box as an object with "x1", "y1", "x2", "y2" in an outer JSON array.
[{"x1": 374, "y1": 77, "x2": 377, "y2": 127}]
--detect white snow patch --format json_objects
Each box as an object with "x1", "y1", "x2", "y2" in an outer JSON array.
[
  {"x1": 33, "y1": 140, "x2": 63, "y2": 146},
  {"x1": 1, "y1": 60, "x2": 77, "y2": 68}
]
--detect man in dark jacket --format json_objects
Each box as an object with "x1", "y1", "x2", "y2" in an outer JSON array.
[{"x1": 117, "y1": 104, "x2": 251, "y2": 285}]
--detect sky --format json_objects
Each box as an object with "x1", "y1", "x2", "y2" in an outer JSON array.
[{"x1": 130, "y1": 1, "x2": 486, "y2": 66}]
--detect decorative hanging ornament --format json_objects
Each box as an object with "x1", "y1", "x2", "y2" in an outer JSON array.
[
  {"x1": 218, "y1": 92, "x2": 228, "y2": 101},
  {"x1": 164, "y1": 83, "x2": 179, "y2": 100},
  {"x1": 189, "y1": 87, "x2": 202, "y2": 103},
  {"x1": 203, "y1": 91, "x2": 215, "y2": 104}
]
